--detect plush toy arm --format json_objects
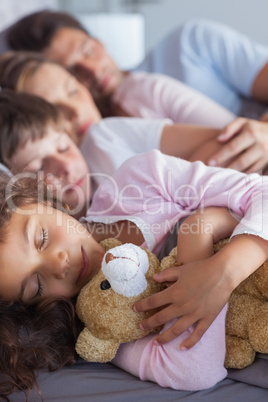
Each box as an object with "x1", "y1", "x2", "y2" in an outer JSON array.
[{"x1": 75, "y1": 327, "x2": 120, "y2": 363}]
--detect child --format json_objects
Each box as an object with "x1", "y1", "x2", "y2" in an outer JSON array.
[
  {"x1": 0, "y1": 88, "x2": 235, "y2": 218},
  {"x1": 5, "y1": 10, "x2": 268, "y2": 174},
  {"x1": 1, "y1": 145, "x2": 268, "y2": 398},
  {"x1": 0, "y1": 173, "x2": 83, "y2": 400},
  {"x1": 0, "y1": 89, "x2": 91, "y2": 218}
]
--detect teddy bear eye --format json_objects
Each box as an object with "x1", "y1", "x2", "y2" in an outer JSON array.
[{"x1": 100, "y1": 280, "x2": 111, "y2": 290}]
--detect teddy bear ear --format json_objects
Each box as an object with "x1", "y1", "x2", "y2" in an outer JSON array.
[
  {"x1": 100, "y1": 238, "x2": 123, "y2": 252},
  {"x1": 160, "y1": 247, "x2": 178, "y2": 270}
]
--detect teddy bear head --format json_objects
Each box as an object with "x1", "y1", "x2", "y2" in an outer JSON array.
[{"x1": 75, "y1": 239, "x2": 164, "y2": 362}]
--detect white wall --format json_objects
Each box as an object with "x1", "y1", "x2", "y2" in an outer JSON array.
[
  {"x1": 57, "y1": 0, "x2": 268, "y2": 51},
  {"x1": 1, "y1": 0, "x2": 268, "y2": 56},
  {"x1": 137, "y1": 0, "x2": 268, "y2": 51},
  {"x1": 0, "y1": 0, "x2": 56, "y2": 31}
]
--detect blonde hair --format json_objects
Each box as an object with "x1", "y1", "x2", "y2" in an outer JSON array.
[
  {"x1": 0, "y1": 51, "x2": 52, "y2": 92},
  {"x1": 15, "y1": 60, "x2": 41, "y2": 91}
]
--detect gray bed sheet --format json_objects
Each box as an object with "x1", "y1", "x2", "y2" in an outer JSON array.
[{"x1": 10, "y1": 354, "x2": 268, "y2": 402}]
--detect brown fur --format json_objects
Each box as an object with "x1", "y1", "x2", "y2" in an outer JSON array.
[{"x1": 75, "y1": 239, "x2": 164, "y2": 362}]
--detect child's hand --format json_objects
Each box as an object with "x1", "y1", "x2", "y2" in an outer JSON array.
[{"x1": 134, "y1": 255, "x2": 232, "y2": 350}]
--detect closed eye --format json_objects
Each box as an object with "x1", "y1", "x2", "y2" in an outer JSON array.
[
  {"x1": 35, "y1": 274, "x2": 43, "y2": 298},
  {"x1": 40, "y1": 228, "x2": 48, "y2": 250}
]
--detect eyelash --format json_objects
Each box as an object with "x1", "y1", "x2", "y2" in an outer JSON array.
[
  {"x1": 41, "y1": 228, "x2": 48, "y2": 249},
  {"x1": 36, "y1": 275, "x2": 43, "y2": 297}
]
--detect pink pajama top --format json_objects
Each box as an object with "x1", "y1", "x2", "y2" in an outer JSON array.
[
  {"x1": 83, "y1": 150, "x2": 268, "y2": 391},
  {"x1": 112, "y1": 71, "x2": 234, "y2": 128}
]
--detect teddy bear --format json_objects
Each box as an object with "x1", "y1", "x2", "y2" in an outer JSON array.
[
  {"x1": 214, "y1": 238, "x2": 268, "y2": 369},
  {"x1": 75, "y1": 237, "x2": 268, "y2": 369},
  {"x1": 75, "y1": 238, "x2": 171, "y2": 363}
]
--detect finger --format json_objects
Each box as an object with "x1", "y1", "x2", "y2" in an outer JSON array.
[
  {"x1": 153, "y1": 315, "x2": 197, "y2": 345},
  {"x1": 208, "y1": 131, "x2": 254, "y2": 167},
  {"x1": 225, "y1": 146, "x2": 258, "y2": 172},
  {"x1": 153, "y1": 266, "x2": 181, "y2": 283},
  {"x1": 245, "y1": 159, "x2": 268, "y2": 174},
  {"x1": 134, "y1": 286, "x2": 172, "y2": 312},
  {"x1": 180, "y1": 320, "x2": 211, "y2": 350},
  {"x1": 226, "y1": 145, "x2": 264, "y2": 173},
  {"x1": 139, "y1": 304, "x2": 183, "y2": 331},
  {"x1": 218, "y1": 118, "x2": 247, "y2": 142}
]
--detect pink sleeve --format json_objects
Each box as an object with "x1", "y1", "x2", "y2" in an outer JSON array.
[
  {"x1": 112, "y1": 305, "x2": 227, "y2": 391},
  {"x1": 113, "y1": 72, "x2": 234, "y2": 128}
]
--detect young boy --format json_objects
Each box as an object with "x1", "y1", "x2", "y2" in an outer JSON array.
[
  {"x1": 0, "y1": 89, "x2": 91, "y2": 218},
  {"x1": 0, "y1": 89, "x2": 230, "y2": 218}
]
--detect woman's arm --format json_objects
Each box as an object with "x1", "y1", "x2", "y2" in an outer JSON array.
[
  {"x1": 161, "y1": 120, "x2": 268, "y2": 175},
  {"x1": 160, "y1": 123, "x2": 222, "y2": 161},
  {"x1": 252, "y1": 61, "x2": 268, "y2": 102},
  {"x1": 144, "y1": 73, "x2": 235, "y2": 128}
]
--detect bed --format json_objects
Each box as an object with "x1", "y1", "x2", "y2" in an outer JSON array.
[
  {"x1": 9, "y1": 353, "x2": 268, "y2": 401},
  {"x1": 1, "y1": 12, "x2": 268, "y2": 402}
]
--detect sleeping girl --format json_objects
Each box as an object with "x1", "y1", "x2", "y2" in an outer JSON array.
[{"x1": 0, "y1": 142, "x2": 268, "y2": 398}]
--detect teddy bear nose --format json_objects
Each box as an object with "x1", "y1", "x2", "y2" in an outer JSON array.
[
  {"x1": 101, "y1": 244, "x2": 150, "y2": 297},
  {"x1": 105, "y1": 253, "x2": 114, "y2": 264}
]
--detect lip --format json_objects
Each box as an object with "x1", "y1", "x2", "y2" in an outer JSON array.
[
  {"x1": 66, "y1": 177, "x2": 85, "y2": 193},
  {"x1": 78, "y1": 121, "x2": 92, "y2": 138},
  {"x1": 98, "y1": 74, "x2": 112, "y2": 92},
  {"x1": 76, "y1": 246, "x2": 90, "y2": 285}
]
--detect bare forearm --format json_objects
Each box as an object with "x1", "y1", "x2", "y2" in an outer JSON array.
[
  {"x1": 252, "y1": 62, "x2": 268, "y2": 102},
  {"x1": 160, "y1": 123, "x2": 221, "y2": 161},
  {"x1": 214, "y1": 234, "x2": 268, "y2": 291},
  {"x1": 177, "y1": 208, "x2": 238, "y2": 263}
]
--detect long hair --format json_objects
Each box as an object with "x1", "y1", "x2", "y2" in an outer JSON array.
[
  {"x1": 0, "y1": 298, "x2": 82, "y2": 401},
  {"x1": 0, "y1": 174, "x2": 82, "y2": 400}
]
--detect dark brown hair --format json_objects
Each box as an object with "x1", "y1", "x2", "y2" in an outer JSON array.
[
  {"x1": 0, "y1": 89, "x2": 63, "y2": 169},
  {"x1": 0, "y1": 298, "x2": 81, "y2": 401},
  {"x1": 0, "y1": 173, "x2": 67, "y2": 233},
  {"x1": 7, "y1": 10, "x2": 88, "y2": 53},
  {"x1": 0, "y1": 174, "x2": 81, "y2": 400}
]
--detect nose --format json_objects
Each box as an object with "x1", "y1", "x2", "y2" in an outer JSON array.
[
  {"x1": 45, "y1": 154, "x2": 72, "y2": 183},
  {"x1": 48, "y1": 249, "x2": 69, "y2": 280},
  {"x1": 78, "y1": 60, "x2": 100, "y2": 78}
]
